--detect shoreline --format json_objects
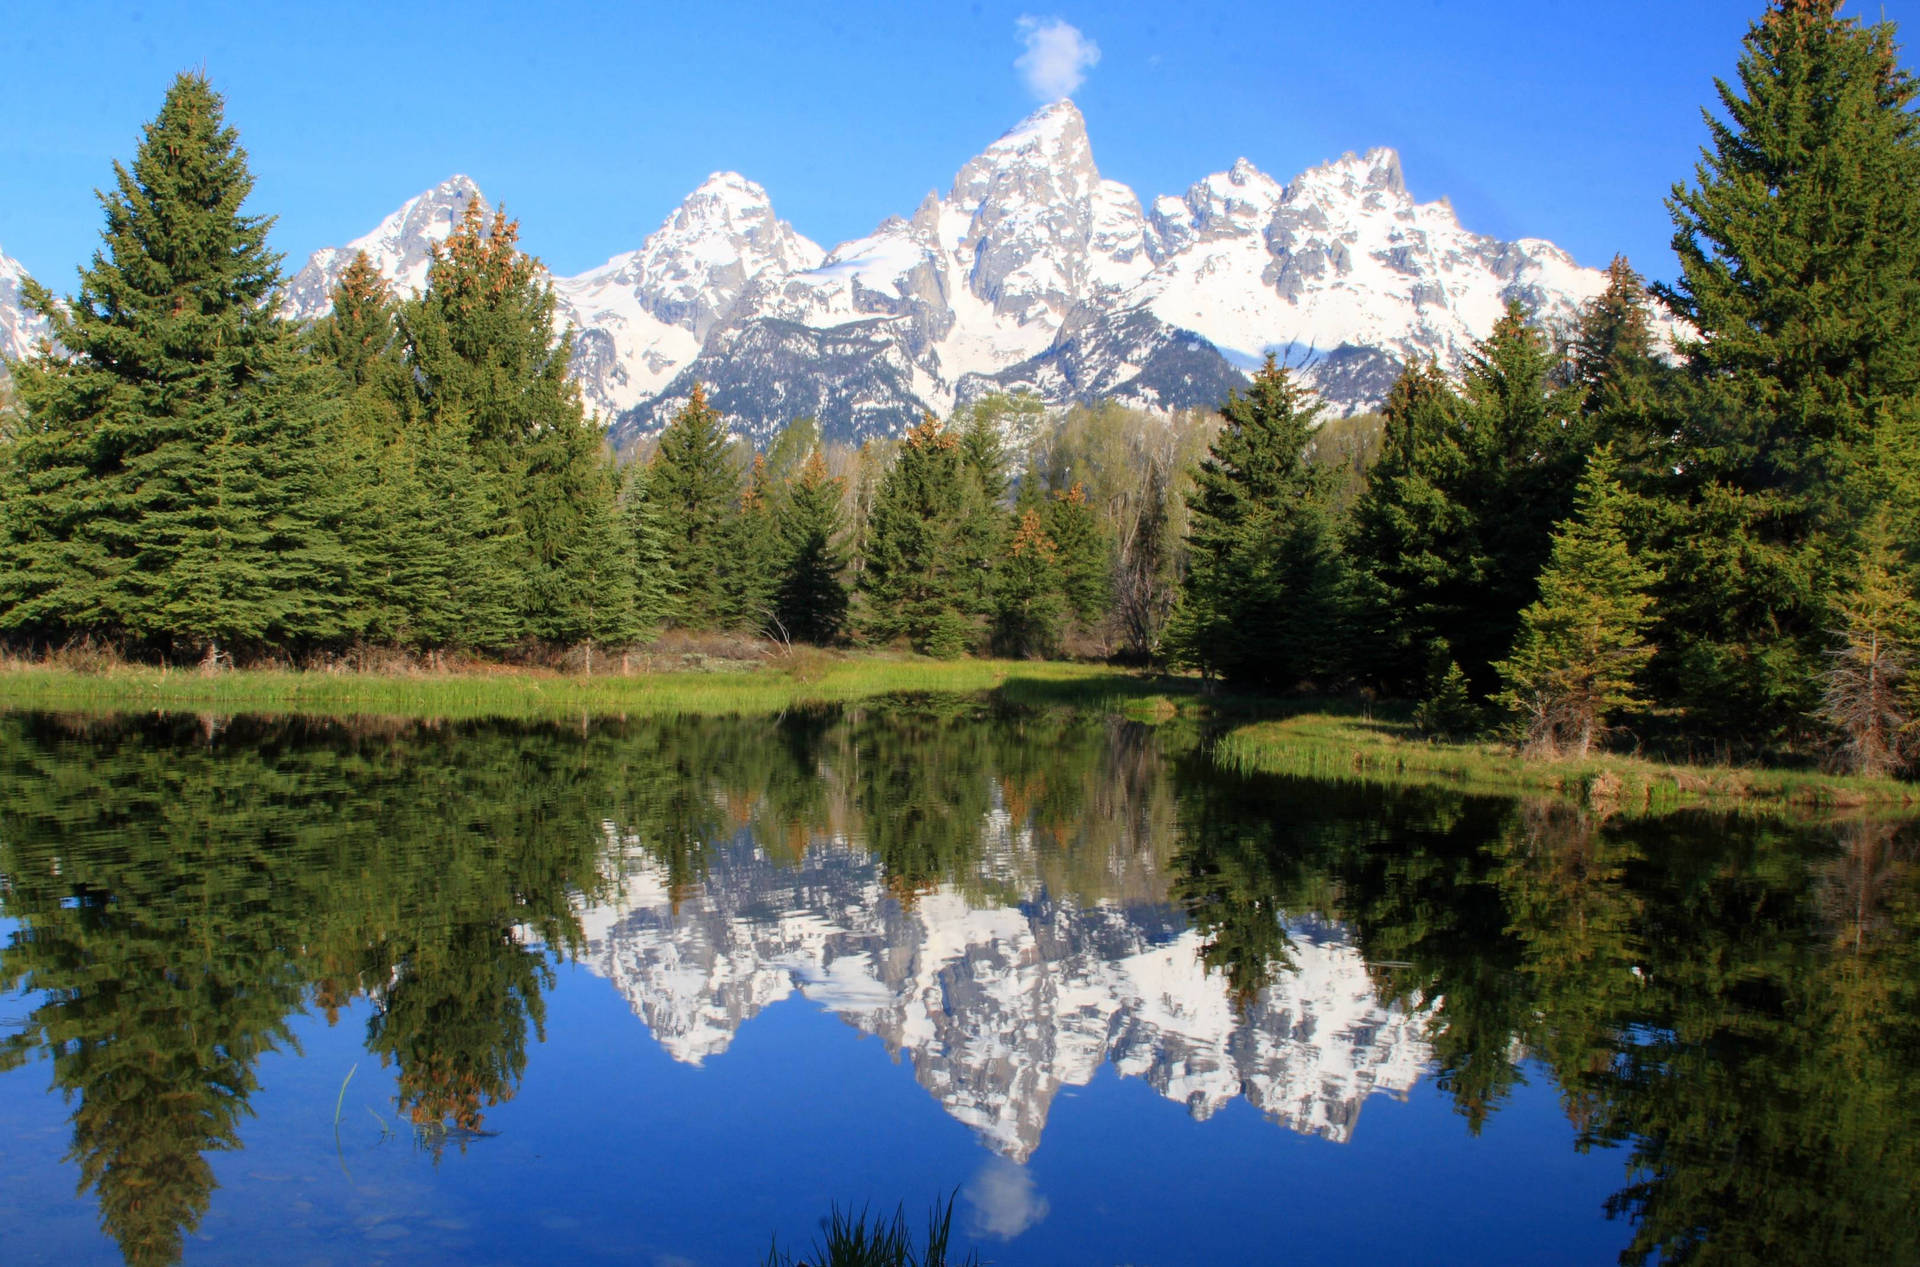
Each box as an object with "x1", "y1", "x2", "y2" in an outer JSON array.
[{"x1": 3, "y1": 660, "x2": 1914, "y2": 814}]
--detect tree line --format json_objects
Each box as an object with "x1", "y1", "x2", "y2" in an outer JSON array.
[
  {"x1": 4, "y1": 1, "x2": 1917, "y2": 770},
  {"x1": 1169, "y1": 0, "x2": 1920, "y2": 772}
]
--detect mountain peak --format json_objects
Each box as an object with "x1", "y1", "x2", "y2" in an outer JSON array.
[{"x1": 987, "y1": 98, "x2": 1088, "y2": 156}]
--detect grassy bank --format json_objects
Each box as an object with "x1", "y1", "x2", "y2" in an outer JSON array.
[
  {"x1": 1214, "y1": 707, "x2": 1920, "y2": 813},
  {"x1": 0, "y1": 656, "x2": 1141, "y2": 722},
  {"x1": 5, "y1": 657, "x2": 1915, "y2": 813}
]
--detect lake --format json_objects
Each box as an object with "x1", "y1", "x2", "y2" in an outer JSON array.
[{"x1": 1, "y1": 699, "x2": 1914, "y2": 1265}]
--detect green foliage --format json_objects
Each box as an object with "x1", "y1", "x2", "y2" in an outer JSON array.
[
  {"x1": 1414, "y1": 660, "x2": 1482, "y2": 740},
  {"x1": 719, "y1": 454, "x2": 781, "y2": 633},
  {"x1": 1166, "y1": 355, "x2": 1340, "y2": 688},
  {"x1": 1495, "y1": 449, "x2": 1658, "y2": 758},
  {"x1": 651, "y1": 383, "x2": 742, "y2": 628},
  {"x1": 1651, "y1": 0, "x2": 1920, "y2": 745},
  {"x1": 1819, "y1": 512, "x2": 1919, "y2": 776},
  {"x1": 774, "y1": 449, "x2": 850, "y2": 644},
  {"x1": 858, "y1": 416, "x2": 998, "y2": 656},
  {"x1": 991, "y1": 503, "x2": 1067, "y2": 658},
  {"x1": 0, "y1": 73, "x2": 355, "y2": 658},
  {"x1": 401, "y1": 201, "x2": 630, "y2": 646},
  {"x1": 1346, "y1": 306, "x2": 1584, "y2": 698}
]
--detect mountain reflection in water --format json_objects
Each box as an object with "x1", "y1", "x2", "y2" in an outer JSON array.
[{"x1": 0, "y1": 701, "x2": 1916, "y2": 1266}]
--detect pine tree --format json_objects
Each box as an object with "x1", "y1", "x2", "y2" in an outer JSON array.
[
  {"x1": 1453, "y1": 302, "x2": 1588, "y2": 685},
  {"x1": 399, "y1": 200, "x2": 619, "y2": 646},
  {"x1": 1494, "y1": 449, "x2": 1657, "y2": 759},
  {"x1": 1345, "y1": 360, "x2": 1474, "y2": 692},
  {"x1": 1344, "y1": 307, "x2": 1584, "y2": 699},
  {"x1": 1566, "y1": 256, "x2": 1676, "y2": 469},
  {"x1": 1819, "y1": 513, "x2": 1918, "y2": 776},
  {"x1": 718, "y1": 453, "x2": 780, "y2": 633},
  {"x1": 650, "y1": 383, "x2": 740, "y2": 628},
  {"x1": 621, "y1": 461, "x2": 677, "y2": 638},
  {"x1": 1165, "y1": 355, "x2": 1330, "y2": 688},
  {"x1": 992, "y1": 487, "x2": 1067, "y2": 658},
  {"x1": 1045, "y1": 481, "x2": 1111, "y2": 633},
  {"x1": 859, "y1": 415, "x2": 990, "y2": 657},
  {"x1": 1652, "y1": 0, "x2": 1920, "y2": 744},
  {"x1": 773, "y1": 449, "x2": 849, "y2": 644},
  {"x1": 0, "y1": 73, "x2": 355, "y2": 660}
]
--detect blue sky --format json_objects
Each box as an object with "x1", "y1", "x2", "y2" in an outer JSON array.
[{"x1": 5, "y1": 1, "x2": 1917, "y2": 287}]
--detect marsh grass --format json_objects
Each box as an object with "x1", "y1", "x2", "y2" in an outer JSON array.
[
  {"x1": 762, "y1": 1194, "x2": 978, "y2": 1267},
  {"x1": 1215, "y1": 706, "x2": 1920, "y2": 814},
  {"x1": 0, "y1": 656, "x2": 1138, "y2": 722}
]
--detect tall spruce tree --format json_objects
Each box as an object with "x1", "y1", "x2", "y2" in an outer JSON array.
[
  {"x1": 400, "y1": 201, "x2": 627, "y2": 647},
  {"x1": 1494, "y1": 448, "x2": 1658, "y2": 759},
  {"x1": 1166, "y1": 356, "x2": 1335, "y2": 688},
  {"x1": 0, "y1": 74, "x2": 355, "y2": 660},
  {"x1": 1652, "y1": 0, "x2": 1920, "y2": 744},
  {"x1": 773, "y1": 449, "x2": 850, "y2": 644},
  {"x1": 992, "y1": 483, "x2": 1067, "y2": 658},
  {"x1": 1344, "y1": 360, "x2": 1474, "y2": 692},
  {"x1": 859, "y1": 416, "x2": 992, "y2": 656},
  {"x1": 650, "y1": 383, "x2": 740, "y2": 628},
  {"x1": 718, "y1": 454, "x2": 780, "y2": 633},
  {"x1": 1045, "y1": 481, "x2": 1112, "y2": 635},
  {"x1": 620, "y1": 460, "x2": 678, "y2": 637},
  {"x1": 1344, "y1": 307, "x2": 1583, "y2": 698}
]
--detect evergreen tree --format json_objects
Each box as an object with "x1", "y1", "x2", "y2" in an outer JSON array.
[
  {"x1": 0, "y1": 73, "x2": 355, "y2": 660},
  {"x1": 859, "y1": 416, "x2": 990, "y2": 656},
  {"x1": 1652, "y1": 0, "x2": 1920, "y2": 744},
  {"x1": 1566, "y1": 256, "x2": 1676, "y2": 470},
  {"x1": 1345, "y1": 360, "x2": 1474, "y2": 692},
  {"x1": 400, "y1": 200, "x2": 624, "y2": 646},
  {"x1": 992, "y1": 485, "x2": 1067, "y2": 658},
  {"x1": 650, "y1": 383, "x2": 740, "y2": 628},
  {"x1": 1165, "y1": 356, "x2": 1333, "y2": 688},
  {"x1": 1044, "y1": 481, "x2": 1112, "y2": 633},
  {"x1": 621, "y1": 460, "x2": 677, "y2": 638},
  {"x1": 1345, "y1": 308, "x2": 1583, "y2": 698},
  {"x1": 718, "y1": 453, "x2": 780, "y2": 633},
  {"x1": 1453, "y1": 302, "x2": 1588, "y2": 684},
  {"x1": 773, "y1": 449, "x2": 849, "y2": 644},
  {"x1": 1819, "y1": 513, "x2": 1918, "y2": 776},
  {"x1": 1494, "y1": 448, "x2": 1658, "y2": 758}
]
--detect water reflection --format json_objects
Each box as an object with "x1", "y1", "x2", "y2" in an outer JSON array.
[{"x1": 0, "y1": 704, "x2": 1915, "y2": 1266}]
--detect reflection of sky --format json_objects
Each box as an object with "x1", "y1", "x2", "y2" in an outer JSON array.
[{"x1": 0, "y1": 948, "x2": 1627, "y2": 1265}]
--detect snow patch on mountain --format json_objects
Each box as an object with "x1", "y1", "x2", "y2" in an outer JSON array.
[
  {"x1": 271, "y1": 97, "x2": 1633, "y2": 442},
  {"x1": 0, "y1": 247, "x2": 52, "y2": 373}
]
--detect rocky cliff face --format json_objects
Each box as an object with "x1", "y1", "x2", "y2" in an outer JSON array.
[
  {"x1": 9, "y1": 100, "x2": 1627, "y2": 442},
  {"x1": 575, "y1": 828, "x2": 1431, "y2": 1162}
]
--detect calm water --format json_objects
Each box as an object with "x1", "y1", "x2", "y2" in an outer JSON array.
[{"x1": 0, "y1": 700, "x2": 1915, "y2": 1266}]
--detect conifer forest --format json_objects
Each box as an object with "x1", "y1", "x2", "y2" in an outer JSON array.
[{"x1": 3, "y1": 0, "x2": 1919, "y2": 777}]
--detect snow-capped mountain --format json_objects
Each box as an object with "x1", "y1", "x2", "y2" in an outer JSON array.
[
  {"x1": 282, "y1": 175, "x2": 486, "y2": 321},
  {"x1": 265, "y1": 98, "x2": 1623, "y2": 443},
  {"x1": 0, "y1": 246, "x2": 51, "y2": 374},
  {"x1": 576, "y1": 827, "x2": 1431, "y2": 1162}
]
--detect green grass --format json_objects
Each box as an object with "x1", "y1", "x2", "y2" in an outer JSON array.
[
  {"x1": 1213, "y1": 705, "x2": 1920, "y2": 814},
  {"x1": 6, "y1": 656, "x2": 1913, "y2": 813},
  {"x1": 0, "y1": 655, "x2": 1138, "y2": 722}
]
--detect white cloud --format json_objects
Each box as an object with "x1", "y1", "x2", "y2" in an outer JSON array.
[{"x1": 1015, "y1": 16, "x2": 1100, "y2": 102}]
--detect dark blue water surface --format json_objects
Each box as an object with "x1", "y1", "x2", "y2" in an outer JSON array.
[{"x1": 1, "y1": 702, "x2": 1914, "y2": 1265}]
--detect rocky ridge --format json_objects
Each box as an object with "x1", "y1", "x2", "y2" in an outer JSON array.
[{"x1": 12, "y1": 101, "x2": 1625, "y2": 443}]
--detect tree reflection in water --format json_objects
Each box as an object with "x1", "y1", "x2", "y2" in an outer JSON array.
[{"x1": 0, "y1": 704, "x2": 1914, "y2": 1265}]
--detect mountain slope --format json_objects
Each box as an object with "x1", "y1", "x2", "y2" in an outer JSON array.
[{"x1": 4, "y1": 100, "x2": 1624, "y2": 440}]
